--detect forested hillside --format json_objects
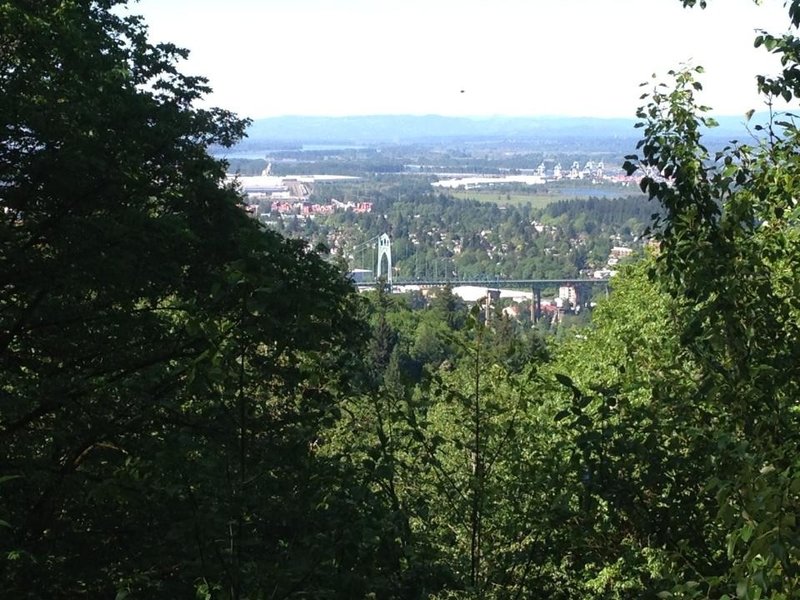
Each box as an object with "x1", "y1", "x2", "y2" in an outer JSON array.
[
  {"x1": 272, "y1": 188, "x2": 651, "y2": 280},
  {"x1": 2, "y1": 1, "x2": 799, "y2": 599}
]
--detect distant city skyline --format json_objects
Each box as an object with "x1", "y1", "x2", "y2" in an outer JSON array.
[{"x1": 125, "y1": 0, "x2": 791, "y2": 120}]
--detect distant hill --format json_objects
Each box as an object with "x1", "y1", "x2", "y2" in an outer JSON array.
[{"x1": 240, "y1": 113, "x2": 768, "y2": 146}]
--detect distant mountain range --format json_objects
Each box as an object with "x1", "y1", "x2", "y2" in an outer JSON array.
[{"x1": 240, "y1": 113, "x2": 769, "y2": 146}]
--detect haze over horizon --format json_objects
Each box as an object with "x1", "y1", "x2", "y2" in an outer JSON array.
[{"x1": 126, "y1": 0, "x2": 791, "y2": 121}]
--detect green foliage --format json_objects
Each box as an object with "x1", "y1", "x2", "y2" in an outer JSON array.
[
  {"x1": 0, "y1": 1, "x2": 375, "y2": 597},
  {"x1": 273, "y1": 186, "x2": 649, "y2": 280},
  {"x1": 547, "y1": 262, "x2": 722, "y2": 597},
  {"x1": 6, "y1": 0, "x2": 800, "y2": 598},
  {"x1": 617, "y1": 2, "x2": 800, "y2": 595},
  {"x1": 326, "y1": 298, "x2": 571, "y2": 599}
]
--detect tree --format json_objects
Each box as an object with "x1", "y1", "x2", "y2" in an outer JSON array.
[
  {"x1": 431, "y1": 284, "x2": 467, "y2": 331},
  {"x1": 614, "y1": 1, "x2": 800, "y2": 596},
  {"x1": 0, "y1": 1, "x2": 368, "y2": 597},
  {"x1": 547, "y1": 262, "x2": 724, "y2": 598}
]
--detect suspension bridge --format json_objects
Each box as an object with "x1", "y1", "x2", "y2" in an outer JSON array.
[{"x1": 346, "y1": 234, "x2": 611, "y2": 322}]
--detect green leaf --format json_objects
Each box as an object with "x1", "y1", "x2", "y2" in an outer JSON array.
[
  {"x1": 736, "y1": 581, "x2": 748, "y2": 598},
  {"x1": 555, "y1": 373, "x2": 574, "y2": 388},
  {"x1": 741, "y1": 523, "x2": 754, "y2": 542}
]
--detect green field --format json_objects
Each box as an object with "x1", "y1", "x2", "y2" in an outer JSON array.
[
  {"x1": 449, "y1": 190, "x2": 558, "y2": 208},
  {"x1": 449, "y1": 182, "x2": 644, "y2": 207}
]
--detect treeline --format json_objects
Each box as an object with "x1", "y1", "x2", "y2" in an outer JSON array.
[{"x1": 544, "y1": 195, "x2": 659, "y2": 230}]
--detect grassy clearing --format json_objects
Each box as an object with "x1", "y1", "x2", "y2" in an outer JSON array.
[{"x1": 449, "y1": 183, "x2": 644, "y2": 207}]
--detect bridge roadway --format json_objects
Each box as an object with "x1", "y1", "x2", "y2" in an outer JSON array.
[{"x1": 355, "y1": 277, "x2": 610, "y2": 290}]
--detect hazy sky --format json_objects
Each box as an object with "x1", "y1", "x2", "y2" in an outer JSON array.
[{"x1": 125, "y1": 0, "x2": 791, "y2": 120}]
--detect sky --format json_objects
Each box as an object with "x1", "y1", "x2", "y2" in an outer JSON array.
[{"x1": 124, "y1": 0, "x2": 792, "y2": 120}]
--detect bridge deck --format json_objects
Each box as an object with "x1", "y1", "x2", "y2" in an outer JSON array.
[{"x1": 355, "y1": 278, "x2": 610, "y2": 288}]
